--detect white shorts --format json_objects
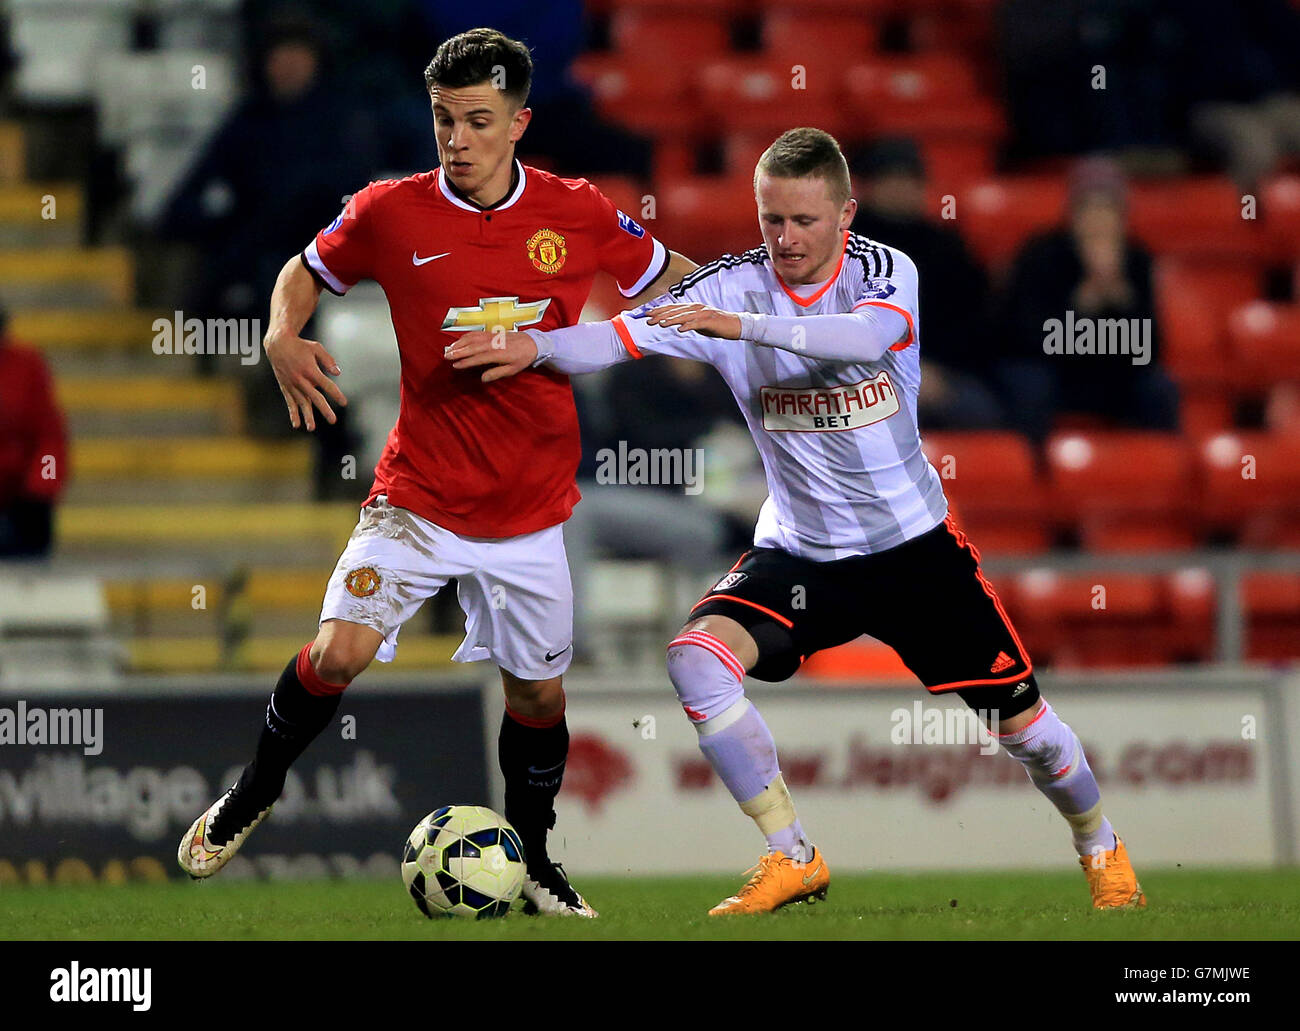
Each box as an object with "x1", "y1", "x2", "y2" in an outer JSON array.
[{"x1": 319, "y1": 496, "x2": 574, "y2": 680}]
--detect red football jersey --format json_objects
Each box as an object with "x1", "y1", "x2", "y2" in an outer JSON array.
[{"x1": 304, "y1": 160, "x2": 666, "y2": 538}]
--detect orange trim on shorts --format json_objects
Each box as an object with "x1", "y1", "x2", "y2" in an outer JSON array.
[
  {"x1": 920, "y1": 514, "x2": 1034, "y2": 693},
  {"x1": 611, "y1": 314, "x2": 643, "y2": 359},
  {"x1": 690, "y1": 593, "x2": 794, "y2": 628}
]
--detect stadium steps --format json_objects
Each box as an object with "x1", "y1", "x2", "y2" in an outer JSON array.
[
  {"x1": 0, "y1": 182, "x2": 83, "y2": 246},
  {"x1": 105, "y1": 567, "x2": 331, "y2": 637},
  {"x1": 127, "y1": 633, "x2": 465, "y2": 674},
  {"x1": 55, "y1": 502, "x2": 360, "y2": 565},
  {"x1": 65, "y1": 437, "x2": 313, "y2": 504},
  {"x1": 0, "y1": 121, "x2": 26, "y2": 183},
  {"x1": 57, "y1": 374, "x2": 245, "y2": 437},
  {"x1": 0, "y1": 246, "x2": 134, "y2": 307},
  {"x1": 14, "y1": 308, "x2": 168, "y2": 351}
]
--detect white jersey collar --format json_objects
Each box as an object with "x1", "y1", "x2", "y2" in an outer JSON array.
[{"x1": 437, "y1": 159, "x2": 527, "y2": 213}]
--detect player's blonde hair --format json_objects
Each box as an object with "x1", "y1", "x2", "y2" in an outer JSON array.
[{"x1": 754, "y1": 128, "x2": 852, "y2": 207}]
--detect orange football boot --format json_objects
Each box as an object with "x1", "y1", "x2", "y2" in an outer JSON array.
[
  {"x1": 709, "y1": 847, "x2": 830, "y2": 915},
  {"x1": 1079, "y1": 835, "x2": 1147, "y2": 909}
]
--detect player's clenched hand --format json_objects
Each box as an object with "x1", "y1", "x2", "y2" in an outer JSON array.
[
  {"x1": 263, "y1": 329, "x2": 347, "y2": 432},
  {"x1": 444, "y1": 330, "x2": 539, "y2": 383},
  {"x1": 641, "y1": 303, "x2": 743, "y2": 339}
]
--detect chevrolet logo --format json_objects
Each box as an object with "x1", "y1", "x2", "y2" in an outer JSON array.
[{"x1": 442, "y1": 296, "x2": 552, "y2": 333}]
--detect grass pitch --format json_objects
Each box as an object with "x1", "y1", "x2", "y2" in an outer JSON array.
[{"x1": 2, "y1": 868, "x2": 1298, "y2": 940}]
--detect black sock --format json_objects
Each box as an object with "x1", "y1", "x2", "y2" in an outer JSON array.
[
  {"x1": 239, "y1": 652, "x2": 342, "y2": 808},
  {"x1": 498, "y1": 708, "x2": 568, "y2": 869}
]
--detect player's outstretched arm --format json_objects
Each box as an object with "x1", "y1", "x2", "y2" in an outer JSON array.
[
  {"x1": 446, "y1": 321, "x2": 635, "y2": 381},
  {"x1": 263, "y1": 256, "x2": 347, "y2": 431}
]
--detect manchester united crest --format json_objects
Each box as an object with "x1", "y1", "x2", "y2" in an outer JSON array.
[
  {"x1": 526, "y1": 228, "x2": 567, "y2": 274},
  {"x1": 344, "y1": 566, "x2": 382, "y2": 598}
]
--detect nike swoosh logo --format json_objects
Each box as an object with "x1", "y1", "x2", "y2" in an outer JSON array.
[
  {"x1": 544, "y1": 644, "x2": 572, "y2": 662},
  {"x1": 802, "y1": 861, "x2": 824, "y2": 885},
  {"x1": 527, "y1": 761, "x2": 565, "y2": 776},
  {"x1": 412, "y1": 251, "x2": 451, "y2": 266},
  {"x1": 190, "y1": 818, "x2": 221, "y2": 862}
]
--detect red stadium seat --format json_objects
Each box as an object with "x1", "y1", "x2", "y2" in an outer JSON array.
[
  {"x1": 609, "y1": 10, "x2": 731, "y2": 59},
  {"x1": 1166, "y1": 567, "x2": 1216, "y2": 662},
  {"x1": 1128, "y1": 177, "x2": 1270, "y2": 262},
  {"x1": 1046, "y1": 432, "x2": 1197, "y2": 551},
  {"x1": 586, "y1": 175, "x2": 648, "y2": 222},
  {"x1": 652, "y1": 175, "x2": 760, "y2": 260},
  {"x1": 1261, "y1": 174, "x2": 1300, "y2": 262},
  {"x1": 1196, "y1": 432, "x2": 1300, "y2": 545},
  {"x1": 960, "y1": 176, "x2": 1067, "y2": 270},
  {"x1": 604, "y1": 0, "x2": 748, "y2": 11},
  {"x1": 920, "y1": 432, "x2": 1049, "y2": 553},
  {"x1": 1226, "y1": 302, "x2": 1300, "y2": 393},
  {"x1": 1243, "y1": 573, "x2": 1300, "y2": 662},
  {"x1": 761, "y1": 9, "x2": 879, "y2": 63},
  {"x1": 695, "y1": 56, "x2": 844, "y2": 134},
  {"x1": 570, "y1": 55, "x2": 693, "y2": 136},
  {"x1": 1153, "y1": 257, "x2": 1260, "y2": 388},
  {"x1": 1012, "y1": 569, "x2": 1172, "y2": 668}
]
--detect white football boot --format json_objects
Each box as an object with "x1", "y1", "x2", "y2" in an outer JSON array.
[{"x1": 177, "y1": 784, "x2": 272, "y2": 879}]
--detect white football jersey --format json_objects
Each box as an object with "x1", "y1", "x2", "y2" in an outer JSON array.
[{"x1": 611, "y1": 230, "x2": 947, "y2": 560}]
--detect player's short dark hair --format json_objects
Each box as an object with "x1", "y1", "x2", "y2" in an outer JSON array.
[
  {"x1": 755, "y1": 127, "x2": 852, "y2": 207},
  {"x1": 424, "y1": 28, "x2": 532, "y2": 109}
]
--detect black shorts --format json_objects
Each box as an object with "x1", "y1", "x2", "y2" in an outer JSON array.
[{"x1": 689, "y1": 516, "x2": 1032, "y2": 692}]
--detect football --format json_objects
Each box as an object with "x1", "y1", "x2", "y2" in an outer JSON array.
[{"x1": 401, "y1": 805, "x2": 526, "y2": 919}]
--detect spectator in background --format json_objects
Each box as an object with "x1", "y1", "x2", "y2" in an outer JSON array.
[
  {"x1": 0, "y1": 309, "x2": 67, "y2": 558},
  {"x1": 996, "y1": 0, "x2": 1180, "y2": 163},
  {"x1": 850, "y1": 139, "x2": 1004, "y2": 430},
  {"x1": 161, "y1": 14, "x2": 373, "y2": 497},
  {"x1": 995, "y1": 157, "x2": 1180, "y2": 443},
  {"x1": 415, "y1": 1, "x2": 653, "y2": 178}
]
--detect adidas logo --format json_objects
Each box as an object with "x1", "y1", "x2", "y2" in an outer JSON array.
[
  {"x1": 1011, "y1": 680, "x2": 1030, "y2": 697},
  {"x1": 990, "y1": 651, "x2": 1016, "y2": 674}
]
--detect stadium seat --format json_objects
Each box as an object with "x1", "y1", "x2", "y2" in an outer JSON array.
[
  {"x1": 797, "y1": 636, "x2": 912, "y2": 682},
  {"x1": 1196, "y1": 432, "x2": 1300, "y2": 546},
  {"x1": 571, "y1": 56, "x2": 693, "y2": 136},
  {"x1": 960, "y1": 176, "x2": 1067, "y2": 269},
  {"x1": 652, "y1": 175, "x2": 762, "y2": 258},
  {"x1": 1153, "y1": 257, "x2": 1260, "y2": 388},
  {"x1": 609, "y1": 10, "x2": 731, "y2": 59},
  {"x1": 1011, "y1": 569, "x2": 1172, "y2": 668},
  {"x1": 586, "y1": 175, "x2": 647, "y2": 223},
  {"x1": 1166, "y1": 568, "x2": 1217, "y2": 662},
  {"x1": 843, "y1": 58, "x2": 1003, "y2": 162},
  {"x1": 760, "y1": 9, "x2": 879, "y2": 63},
  {"x1": 1261, "y1": 174, "x2": 1300, "y2": 262},
  {"x1": 1226, "y1": 301, "x2": 1300, "y2": 394},
  {"x1": 1128, "y1": 177, "x2": 1270, "y2": 262},
  {"x1": 1243, "y1": 572, "x2": 1300, "y2": 662},
  {"x1": 920, "y1": 432, "x2": 1049, "y2": 553},
  {"x1": 695, "y1": 56, "x2": 844, "y2": 135},
  {"x1": 1046, "y1": 433, "x2": 1196, "y2": 551}
]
